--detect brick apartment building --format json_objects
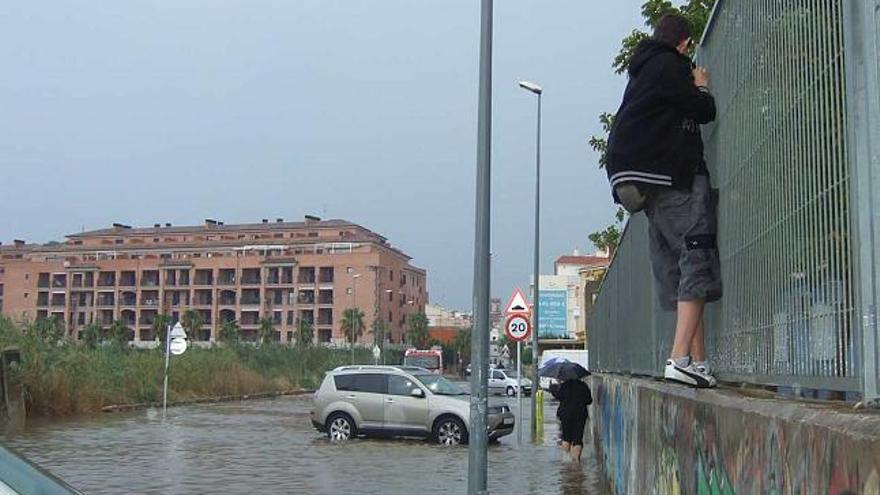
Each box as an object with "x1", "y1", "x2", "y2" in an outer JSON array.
[{"x1": 0, "y1": 216, "x2": 426, "y2": 346}]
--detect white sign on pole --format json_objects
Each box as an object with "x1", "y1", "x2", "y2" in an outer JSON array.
[
  {"x1": 504, "y1": 314, "x2": 531, "y2": 342},
  {"x1": 169, "y1": 337, "x2": 188, "y2": 355},
  {"x1": 372, "y1": 345, "x2": 381, "y2": 365},
  {"x1": 170, "y1": 322, "x2": 187, "y2": 340},
  {"x1": 504, "y1": 288, "x2": 531, "y2": 316}
]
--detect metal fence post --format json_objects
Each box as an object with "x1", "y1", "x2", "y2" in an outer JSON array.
[{"x1": 842, "y1": 0, "x2": 880, "y2": 406}]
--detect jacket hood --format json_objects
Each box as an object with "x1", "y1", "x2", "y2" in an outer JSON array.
[{"x1": 628, "y1": 39, "x2": 685, "y2": 77}]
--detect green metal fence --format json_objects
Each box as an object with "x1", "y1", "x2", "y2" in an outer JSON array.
[{"x1": 589, "y1": 0, "x2": 880, "y2": 403}]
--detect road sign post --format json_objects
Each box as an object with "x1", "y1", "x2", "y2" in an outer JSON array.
[{"x1": 503, "y1": 312, "x2": 531, "y2": 448}]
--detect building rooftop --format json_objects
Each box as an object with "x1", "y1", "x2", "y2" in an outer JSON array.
[
  {"x1": 555, "y1": 255, "x2": 610, "y2": 268},
  {"x1": 67, "y1": 217, "x2": 384, "y2": 241}
]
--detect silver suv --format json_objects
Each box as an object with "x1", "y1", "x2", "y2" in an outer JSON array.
[{"x1": 310, "y1": 366, "x2": 515, "y2": 445}]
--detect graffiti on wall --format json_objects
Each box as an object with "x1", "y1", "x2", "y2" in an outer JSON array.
[{"x1": 590, "y1": 376, "x2": 880, "y2": 495}]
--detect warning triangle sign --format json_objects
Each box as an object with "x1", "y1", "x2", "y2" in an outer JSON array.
[{"x1": 504, "y1": 288, "x2": 531, "y2": 316}]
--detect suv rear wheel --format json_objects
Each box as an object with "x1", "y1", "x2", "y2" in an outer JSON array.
[
  {"x1": 434, "y1": 416, "x2": 467, "y2": 446},
  {"x1": 327, "y1": 412, "x2": 356, "y2": 442}
]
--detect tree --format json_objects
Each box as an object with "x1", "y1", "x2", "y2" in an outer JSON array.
[
  {"x1": 30, "y1": 316, "x2": 64, "y2": 344},
  {"x1": 453, "y1": 327, "x2": 472, "y2": 368},
  {"x1": 406, "y1": 313, "x2": 430, "y2": 349},
  {"x1": 295, "y1": 319, "x2": 314, "y2": 347},
  {"x1": 341, "y1": 308, "x2": 365, "y2": 345},
  {"x1": 108, "y1": 320, "x2": 131, "y2": 349},
  {"x1": 181, "y1": 309, "x2": 203, "y2": 342},
  {"x1": 153, "y1": 314, "x2": 172, "y2": 344},
  {"x1": 81, "y1": 323, "x2": 103, "y2": 349},
  {"x1": 257, "y1": 317, "x2": 277, "y2": 345},
  {"x1": 219, "y1": 320, "x2": 240, "y2": 344},
  {"x1": 588, "y1": 207, "x2": 627, "y2": 257},
  {"x1": 587, "y1": 1, "x2": 716, "y2": 257}
]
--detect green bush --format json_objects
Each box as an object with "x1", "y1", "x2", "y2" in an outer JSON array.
[{"x1": 0, "y1": 317, "x2": 400, "y2": 417}]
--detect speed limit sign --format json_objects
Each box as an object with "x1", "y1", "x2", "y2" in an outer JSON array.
[{"x1": 504, "y1": 314, "x2": 531, "y2": 342}]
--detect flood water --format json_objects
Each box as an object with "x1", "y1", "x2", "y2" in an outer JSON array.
[{"x1": 1, "y1": 391, "x2": 607, "y2": 494}]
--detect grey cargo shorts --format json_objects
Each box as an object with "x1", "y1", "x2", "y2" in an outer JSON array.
[{"x1": 644, "y1": 174, "x2": 722, "y2": 311}]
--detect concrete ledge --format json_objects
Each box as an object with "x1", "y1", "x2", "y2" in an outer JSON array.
[{"x1": 589, "y1": 373, "x2": 880, "y2": 494}]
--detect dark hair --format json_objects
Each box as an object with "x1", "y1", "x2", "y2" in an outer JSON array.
[{"x1": 653, "y1": 13, "x2": 691, "y2": 47}]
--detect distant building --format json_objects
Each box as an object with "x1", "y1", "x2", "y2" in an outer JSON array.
[
  {"x1": 555, "y1": 252, "x2": 611, "y2": 344},
  {"x1": 425, "y1": 303, "x2": 471, "y2": 328},
  {"x1": 533, "y1": 250, "x2": 610, "y2": 347},
  {"x1": 426, "y1": 303, "x2": 470, "y2": 346},
  {"x1": 0, "y1": 216, "x2": 426, "y2": 346}
]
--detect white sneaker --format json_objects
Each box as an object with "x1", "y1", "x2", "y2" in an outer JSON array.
[
  {"x1": 664, "y1": 359, "x2": 712, "y2": 388},
  {"x1": 693, "y1": 363, "x2": 718, "y2": 388}
]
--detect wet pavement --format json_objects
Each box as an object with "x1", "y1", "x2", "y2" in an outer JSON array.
[{"x1": 0, "y1": 388, "x2": 608, "y2": 494}]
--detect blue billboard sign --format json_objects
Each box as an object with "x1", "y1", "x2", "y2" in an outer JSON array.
[{"x1": 538, "y1": 290, "x2": 567, "y2": 338}]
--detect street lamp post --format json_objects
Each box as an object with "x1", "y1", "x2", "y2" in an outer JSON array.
[
  {"x1": 469, "y1": 0, "x2": 493, "y2": 493},
  {"x1": 351, "y1": 273, "x2": 361, "y2": 364},
  {"x1": 518, "y1": 80, "x2": 542, "y2": 440}
]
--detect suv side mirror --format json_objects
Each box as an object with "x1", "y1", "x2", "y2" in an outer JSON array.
[{"x1": 410, "y1": 388, "x2": 425, "y2": 398}]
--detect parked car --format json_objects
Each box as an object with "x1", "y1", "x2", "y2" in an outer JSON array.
[
  {"x1": 311, "y1": 365, "x2": 515, "y2": 445},
  {"x1": 488, "y1": 368, "x2": 532, "y2": 397}
]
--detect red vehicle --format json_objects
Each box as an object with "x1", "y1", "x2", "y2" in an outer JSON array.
[{"x1": 403, "y1": 348, "x2": 444, "y2": 374}]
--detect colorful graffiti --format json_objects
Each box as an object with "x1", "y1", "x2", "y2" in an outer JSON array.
[{"x1": 590, "y1": 375, "x2": 880, "y2": 494}]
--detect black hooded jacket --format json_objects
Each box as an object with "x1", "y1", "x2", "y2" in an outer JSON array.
[{"x1": 606, "y1": 39, "x2": 716, "y2": 195}]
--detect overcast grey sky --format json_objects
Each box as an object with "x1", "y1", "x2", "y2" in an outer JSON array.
[{"x1": 1, "y1": 1, "x2": 644, "y2": 310}]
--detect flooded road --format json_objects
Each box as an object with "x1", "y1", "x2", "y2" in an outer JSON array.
[{"x1": 1, "y1": 391, "x2": 607, "y2": 494}]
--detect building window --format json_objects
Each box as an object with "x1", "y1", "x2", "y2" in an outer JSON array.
[{"x1": 115, "y1": 239, "x2": 123, "y2": 244}]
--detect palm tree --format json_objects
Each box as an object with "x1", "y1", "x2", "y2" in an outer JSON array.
[
  {"x1": 296, "y1": 319, "x2": 314, "y2": 347},
  {"x1": 108, "y1": 320, "x2": 131, "y2": 349},
  {"x1": 181, "y1": 309, "x2": 203, "y2": 342},
  {"x1": 81, "y1": 322, "x2": 103, "y2": 349},
  {"x1": 406, "y1": 313, "x2": 430, "y2": 348},
  {"x1": 258, "y1": 317, "x2": 277, "y2": 345},
  {"x1": 219, "y1": 320, "x2": 240, "y2": 344},
  {"x1": 153, "y1": 314, "x2": 172, "y2": 345},
  {"x1": 340, "y1": 308, "x2": 365, "y2": 345}
]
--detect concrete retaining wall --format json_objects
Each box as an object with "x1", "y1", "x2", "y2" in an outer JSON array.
[{"x1": 589, "y1": 374, "x2": 880, "y2": 494}]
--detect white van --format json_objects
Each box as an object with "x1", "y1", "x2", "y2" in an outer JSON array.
[{"x1": 538, "y1": 349, "x2": 589, "y2": 391}]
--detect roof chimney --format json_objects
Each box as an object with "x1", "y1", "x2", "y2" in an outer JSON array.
[
  {"x1": 13, "y1": 239, "x2": 25, "y2": 247},
  {"x1": 573, "y1": 247, "x2": 580, "y2": 256},
  {"x1": 276, "y1": 218, "x2": 284, "y2": 223},
  {"x1": 262, "y1": 218, "x2": 269, "y2": 224},
  {"x1": 304, "y1": 215, "x2": 321, "y2": 225}
]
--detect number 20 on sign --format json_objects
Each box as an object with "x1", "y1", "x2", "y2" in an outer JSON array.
[{"x1": 504, "y1": 314, "x2": 531, "y2": 342}]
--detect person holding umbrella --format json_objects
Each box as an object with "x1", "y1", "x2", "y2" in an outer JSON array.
[{"x1": 540, "y1": 360, "x2": 592, "y2": 462}]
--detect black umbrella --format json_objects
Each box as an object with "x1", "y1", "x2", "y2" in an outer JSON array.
[{"x1": 538, "y1": 360, "x2": 590, "y2": 381}]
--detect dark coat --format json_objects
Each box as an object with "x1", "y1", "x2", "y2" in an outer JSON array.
[
  {"x1": 551, "y1": 379, "x2": 592, "y2": 421},
  {"x1": 606, "y1": 39, "x2": 716, "y2": 197}
]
